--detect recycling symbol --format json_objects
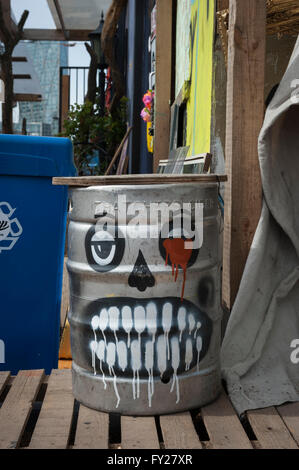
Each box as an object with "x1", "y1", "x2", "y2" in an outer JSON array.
[{"x1": 0, "y1": 202, "x2": 23, "y2": 253}]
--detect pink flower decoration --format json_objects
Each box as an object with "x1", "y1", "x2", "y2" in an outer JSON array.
[
  {"x1": 141, "y1": 108, "x2": 151, "y2": 122},
  {"x1": 142, "y1": 90, "x2": 154, "y2": 109}
]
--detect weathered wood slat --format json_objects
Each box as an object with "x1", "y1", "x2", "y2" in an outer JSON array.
[
  {"x1": 73, "y1": 405, "x2": 109, "y2": 449},
  {"x1": 277, "y1": 402, "x2": 299, "y2": 447},
  {"x1": 247, "y1": 407, "x2": 298, "y2": 449},
  {"x1": 222, "y1": 0, "x2": 265, "y2": 309},
  {"x1": 0, "y1": 369, "x2": 44, "y2": 449},
  {"x1": 154, "y1": 0, "x2": 173, "y2": 171},
  {"x1": 160, "y1": 412, "x2": 202, "y2": 449},
  {"x1": 121, "y1": 416, "x2": 160, "y2": 449},
  {"x1": 29, "y1": 369, "x2": 74, "y2": 449},
  {"x1": 0, "y1": 371, "x2": 10, "y2": 395},
  {"x1": 53, "y1": 174, "x2": 227, "y2": 187},
  {"x1": 201, "y1": 392, "x2": 253, "y2": 449}
]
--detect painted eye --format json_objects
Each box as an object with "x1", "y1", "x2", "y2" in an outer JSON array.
[
  {"x1": 85, "y1": 226, "x2": 125, "y2": 272},
  {"x1": 91, "y1": 231, "x2": 116, "y2": 266},
  {"x1": 159, "y1": 218, "x2": 199, "y2": 269}
]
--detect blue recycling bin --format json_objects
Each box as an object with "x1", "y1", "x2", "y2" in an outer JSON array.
[{"x1": 0, "y1": 135, "x2": 76, "y2": 374}]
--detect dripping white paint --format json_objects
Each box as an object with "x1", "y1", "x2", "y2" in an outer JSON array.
[{"x1": 88, "y1": 299, "x2": 210, "y2": 409}]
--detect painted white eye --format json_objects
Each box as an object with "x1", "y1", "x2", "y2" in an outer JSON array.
[
  {"x1": 86, "y1": 226, "x2": 125, "y2": 273},
  {"x1": 91, "y1": 230, "x2": 116, "y2": 266}
]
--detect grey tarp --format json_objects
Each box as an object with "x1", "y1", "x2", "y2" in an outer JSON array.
[{"x1": 221, "y1": 36, "x2": 299, "y2": 415}]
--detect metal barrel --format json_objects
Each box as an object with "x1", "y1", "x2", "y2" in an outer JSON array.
[{"x1": 67, "y1": 181, "x2": 223, "y2": 415}]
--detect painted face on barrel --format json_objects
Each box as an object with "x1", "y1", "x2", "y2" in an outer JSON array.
[{"x1": 84, "y1": 219, "x2": 213, "y2": 409}]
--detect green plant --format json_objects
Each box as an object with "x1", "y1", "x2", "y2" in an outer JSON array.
[{"x1": 61, "y1": 94, "x2": 128, "y2": 176}]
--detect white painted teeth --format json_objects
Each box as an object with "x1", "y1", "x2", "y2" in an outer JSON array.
[
  {"x1": 134, "y1": 306, "x2": 146, "y2": 350},
  {"x1": 122, "y1": 306, "x2": 133, "y2": 348},
  {"x1": 117, "y1": 341, "x2": 127, "y2": 372},
  {"x1": 157, "y1": 335, "x2": 167, "y2": 378},
  {"x1": 96, "y1": 304, "x2": 201, "y2": 348},
  {"x1": 106, "y1": 342, "x2": 120, "y2": 408},
  {"x1": 106, "y1": 342, "x2": 116, "y2": 373},
  {"x1": 188, "y1": 314, "x2": 196, "y2": 335},
  {"x1": 196, "y1": 336, "x2": 202, "y2": 371},
  {"x1": 90, "y1": 302, "x2": 205, "y2": 409},
  {"x1": 178, "y1": 307, "x2": 186, "y2": 342},
  {"x1": 91, "y1": 315, "x2": 100, "y2": 331},
  {"x1": 96, "y1": 340, "x2": 105, "y2": 361},
  {"x1": 145, "y1": 341, "x2": 154, "y2": 407},
  {"x1": 99, "y1": 308, "x2": 108, "y2": 345},
  {"x1": 146, "y1": 302, "x2": 157, "y2": 343},
  {"x1": 185, "y1": 338, "x2": 193, "y2": 371},
  {"x1": 170, "y1": 337, "x2": 180, "y2": 404},
  {"x1": 131, "y1": 340, "x2": 141, "y2": 400},
  {"x1": 194, "y1": 321, "x2": 201, "y2": 339},
  {"x1": 96, "y1": 340, "x2": 107, "y2": 389},
  {"x1": 108, "y1": 306, "x2": 120, "y2": 345},
  {"x1": 162, "y1": 303, "x2": 172, "y2": 360}
]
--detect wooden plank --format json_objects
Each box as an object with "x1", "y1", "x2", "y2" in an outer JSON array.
[
  {"x1": 58, "y1": 359, "x2": 72, "y2": 369},
  {"x1": 160, "y1": 412, "x2": 202, "y2": 449},
  {"x1": 14, "y1": 93, "x2": 42, "y2": 102},
  {"x1": 0, "y1": 371, "x2": 10, "y2": 395},
  {"x1": 0, "y1": 370, "x2": 44, "y2": 449},
  {"x1": 121, "y1": 416, "x2": 160, "y2": 449},
  {"x1": 53, "y1": 174, "x2": 227, "y2": 187},
  {"x1": 59, "y1": 320, "x2": 71, "y2": 359},
  {"x1": 29, "y1": 369, "x2": 74, "y2": 449},
  {"x1": 247, "y1": 407, "x2": 298, "y2": 449},
  {"x1": 60, "y1": 74, "x2": 70, "y2": 133},
  {"x1": 201, "y1": 392, "x2": 253, "y2": 449},
  {"x1": 154, "y1": 0, "x2": 173, "y2": 172},
  {"x1": 277, "y1": 402, "x2": 299, "y2": 447},
  {"x1": 222, "y1": 0, "x2": 266, "y2": 309},
  {"x1": 73, "y1": 405, "x2": 109, "y2": 449},
  {"x1": 22, "y1": 29, "x2": 91, "y2": 41}
]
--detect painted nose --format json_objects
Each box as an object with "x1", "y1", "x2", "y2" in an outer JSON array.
[{"x1": 128, "y1": 250, "x2": 155, "y2": 292}]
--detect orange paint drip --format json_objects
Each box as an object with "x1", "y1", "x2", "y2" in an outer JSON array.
[{"x1": 163, "y1": 238, "x2": 193, "y2": 301}]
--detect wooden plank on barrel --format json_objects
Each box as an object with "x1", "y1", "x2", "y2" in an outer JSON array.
[
  {"x1": 159, "y1": 412, "x2": 202, "y2": 449},
  {"x1": 201, "y1": 392, "x2": 253, "y2": 449},
  {"x1": 277, "y1": 402, "x2": 299, "y2": 447},
  {"x1": 73, "y1": 405, "x2": 109, "y2": 449},
  {"x1": 247, "y1": 407, "x2": 298, "y2": 449},
  {"x1": 29, "y1": 369, "x2": 74, "y2": 449},
  {"x1": 0, "y1": 370, "x2": 44, "y2": 449},
  {"x1": 52, "y1": 174, "x2": 227, "y2": 187},
  {"x1": 0, "y1": 371, "x2": 10, "y2": 395},
  {"x1": 121, "y1": 416, "x2": 160, "y2": 449}
]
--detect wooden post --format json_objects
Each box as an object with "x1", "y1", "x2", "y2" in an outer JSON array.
[
  {"x1": 154, "y1": 0, "x2": 173, "y2": 171},
  {"x1": 222, "y1": 0, "x2": 266, "y2": 309},
  {"x1": 60, "y1": 74, "x2": 70, "y2": 132},
  {"x1": 218, "y1": 0, "x2": 229, "y2": 10}
]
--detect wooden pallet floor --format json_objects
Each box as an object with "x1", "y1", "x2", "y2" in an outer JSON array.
[{"x1": 0, "y1": 370, "x2": 299, "y2": 449}]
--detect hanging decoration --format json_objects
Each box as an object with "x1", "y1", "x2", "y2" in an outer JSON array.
[{"x1": 141, "y1": 90, "x2": 154, "y2": 153}]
